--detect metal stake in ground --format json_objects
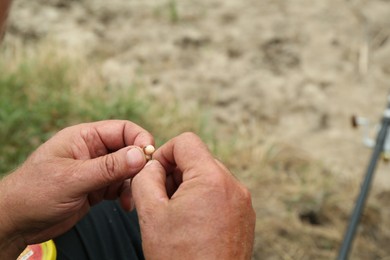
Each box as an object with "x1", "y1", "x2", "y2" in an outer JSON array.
[{"x1": 338, "y1": 95, "x2": 390, "y2": 260}]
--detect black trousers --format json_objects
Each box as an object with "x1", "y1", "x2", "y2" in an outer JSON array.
[{"x1": 54, "y1": 200, "x2": 144, "y2": 260}]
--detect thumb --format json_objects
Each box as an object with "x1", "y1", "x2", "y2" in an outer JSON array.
[
  {"x1": 132, "y1": 160, "x2": 169, "y2": 213},
  {"x1": 76, "y1": 146, "x2": 146, "y2": 193}
]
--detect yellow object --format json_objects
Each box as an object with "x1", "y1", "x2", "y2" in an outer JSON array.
[{"x1": 17, "y1": 240, "x2": 56, "y2": 260}]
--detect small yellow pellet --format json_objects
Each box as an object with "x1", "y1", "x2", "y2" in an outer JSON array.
[
  {"x1": 143, "y1": 145, "x2": 155, "y2": 155},
  {"x1": 143, "y1": 145, "x2": 155, "y2": 161}
]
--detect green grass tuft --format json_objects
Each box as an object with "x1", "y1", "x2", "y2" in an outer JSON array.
[{"x1": 0, "y1": 48, "x2": 147, "y2": 174}]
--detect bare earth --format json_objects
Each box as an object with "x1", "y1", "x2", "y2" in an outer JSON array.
[{"x1": 6, "y1": 0, "x2": 390, "y2": 258}]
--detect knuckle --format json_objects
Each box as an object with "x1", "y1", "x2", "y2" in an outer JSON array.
[
  {"x1": 79, "y1": 125, "x2": 92, "y2": 138},
  {"x1": 240, "y1": 185, "x2": 256, "y2": 218},
  {"x1": 100, "y1": 154, "x2": 118, "y2": 181},
  {"x1": 241, "y1": 186, "x2": 252, "y2": 202},
  {"x1": 178, "y1": 132, "x2": 200, "y2": 141},
  {"x1": 204, "y1": 171, "x2": 228, "y2": 190}
]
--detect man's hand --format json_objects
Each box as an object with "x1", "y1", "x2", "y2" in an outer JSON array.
[
  {"x1": 132, "y1": 132, "x2": 256, "y2": 259},
  {"x1": 0, "y1": 120, "x2": 153, "y2": 258}
]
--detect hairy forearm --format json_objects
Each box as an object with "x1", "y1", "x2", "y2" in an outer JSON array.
[{"x1": 0, "y1": 0, "x2": 13, "y2": 39}]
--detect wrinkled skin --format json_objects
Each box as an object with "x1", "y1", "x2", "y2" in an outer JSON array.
[
  {"x1": 0, "y1": 120, "x2": 153, "y2": 258},
  {"x1": 133, "y1": 133, "x2": 256, "y2": 260}
]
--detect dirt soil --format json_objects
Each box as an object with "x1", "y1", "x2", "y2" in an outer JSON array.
[{"x1": 5, "y1": 0, "x2": 390, "y2": 258}]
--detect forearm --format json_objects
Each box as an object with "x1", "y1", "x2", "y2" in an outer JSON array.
[
  {"x1": 0, "y1": 237, "x2": 25, "y2": 259},
  {"x1": 0, "y1": 175, "x2": 26, "y2": 259},
  {"x1": 0, "y1": 0, "x2": 13, "y2": 39}
]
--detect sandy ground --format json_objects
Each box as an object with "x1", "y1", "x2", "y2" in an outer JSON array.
[{"x1": 5, "y1": 0, "x2": 390, "y2": 258}]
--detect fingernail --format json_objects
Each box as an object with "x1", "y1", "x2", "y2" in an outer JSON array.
[{"x1": 126, "y1": 148, "x2": 145, "y2": 168}]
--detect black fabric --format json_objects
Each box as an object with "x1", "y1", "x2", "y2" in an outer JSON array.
[{"x1": 54, "y1": 200, "x2": 144, "y2": 260}]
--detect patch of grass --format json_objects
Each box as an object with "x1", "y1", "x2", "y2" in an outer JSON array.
[
  {"x1": 0, "y1": 49, "x2": 76, "y2": 172},
  {"x1": 0, "y1": 43, "x2": 219, "y2": 175}
]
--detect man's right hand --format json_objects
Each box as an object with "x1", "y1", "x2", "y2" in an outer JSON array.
[{"x1": 132, "y1": 132, "x2": 256, "y2": 259}]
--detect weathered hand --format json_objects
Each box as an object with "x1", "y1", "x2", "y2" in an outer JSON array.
[
  {"x1": 132, "y1": 132, "x2": 255, "y2": 260},
  {"x1": 0, "y1": 120, "x2": 153, "y2": 258}
]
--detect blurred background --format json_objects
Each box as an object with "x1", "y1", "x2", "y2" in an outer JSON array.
[{"x1": 2, "y1": 0, "x2": 390, "y2": 258}]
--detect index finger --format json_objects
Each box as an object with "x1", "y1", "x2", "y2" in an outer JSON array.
[
  {"x1": 153, "y1": 132, "x2": 219, "y2": 181},
  {"x1": 54, "y1": 120, "x2": 154, "y2": 159},
  {"x1": 86, "y1": 120, "x2": 154, "y2": 149}
]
